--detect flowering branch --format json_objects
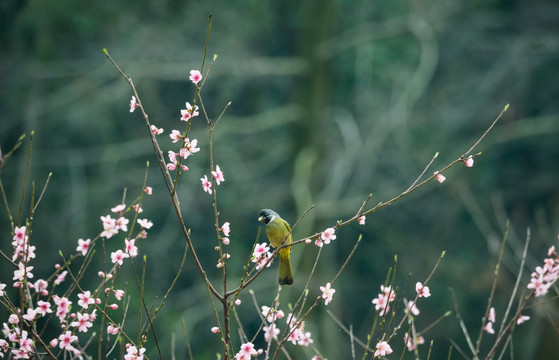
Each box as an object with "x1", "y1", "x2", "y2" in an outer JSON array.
[{"x1": 103, "y1": 49, "x2": 221, "y2": 305}]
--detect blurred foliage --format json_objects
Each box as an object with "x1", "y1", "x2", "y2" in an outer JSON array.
[{"x1": 1, "y1": 0, "x2": 559, "y2": 358}]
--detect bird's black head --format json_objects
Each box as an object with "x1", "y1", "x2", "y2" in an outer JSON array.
[{"x1": 258, "y1": 209, "x2": 280, "y2": 224}]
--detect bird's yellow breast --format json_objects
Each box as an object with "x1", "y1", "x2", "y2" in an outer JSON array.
[{"x1": 265, "y1": 218, "x2": 292, "y2": 249}]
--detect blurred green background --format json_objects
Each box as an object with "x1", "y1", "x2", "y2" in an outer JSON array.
[{"x1": 2, "y1": 0, "x2": 559, "y2": 358}]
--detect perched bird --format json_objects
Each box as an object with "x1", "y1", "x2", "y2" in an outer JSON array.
[{"x1": 258, "y1": 209, "x2": 294, "y2": 285}]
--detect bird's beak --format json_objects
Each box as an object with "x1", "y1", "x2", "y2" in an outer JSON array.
[{"x1": 258, "y1": 216, "x2": 264, "y2": 222}]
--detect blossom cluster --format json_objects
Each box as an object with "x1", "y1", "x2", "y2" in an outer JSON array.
[
  {"x1": 527, "y1": 244, "x2": 559, "y2": 297},
  {"x1": 313, "y1": 227, "x2": 336, "y2": 247},
  {"x1": 371, "y1": 284, "x2": 396, "y2": 316},
  {"x1": 233, "y1": 342, "x2": 262, "y2": 360},
  {"x1": 251, "y1": 242, "x2": 274, "y2": 270},
  {"x1": 261, "y1": 306, "x2": 314, "y2": 349},
  {"x1": 1, "y1": 194, "x2": 153, "y2": 358},
  {"x1": 369, "y1": 282, "x2": 432, "y2": 355}
]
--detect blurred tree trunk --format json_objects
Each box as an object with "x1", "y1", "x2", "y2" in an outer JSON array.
[{"x1": 291, "y1": 1, "x2": 342, "y2": 358}]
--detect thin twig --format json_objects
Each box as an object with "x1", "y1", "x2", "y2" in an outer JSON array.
[
  {"x1": 326, "y1": 310, "x2": 374, "y2": 352},
  {"x1": 474, "y1": 221, "x2": 509, "y2": 356},
  {"x1": 449, "y1": 287, "x2": 476, "y2": 356},
  {"x1": 497, "y1": 228, "x2": 530, "y2": 335},
  {"x1": 464, "y1": 104, "x2": 509, "y2": 156}
]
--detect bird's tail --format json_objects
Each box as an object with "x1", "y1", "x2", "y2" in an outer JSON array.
[{"x1": 278, "y1": 249, "x2": 294, "y2": 285}]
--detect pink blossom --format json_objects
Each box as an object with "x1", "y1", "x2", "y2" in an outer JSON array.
[
  {"x1": 182, "y1": 138, "x2": 200, "y2": 157},
  {"x1": 170, "y1": 129, "x2": 182, "y2": 143},
  {"x1": 13, "y1": 262, "x2": 34, "y2": 282},
  {"x1": 238, "y1": 342, "x2": 258, "y2": 357},
  {"x1": 71, "y1": 312, "x2": 92, "y2": 332},
  {"x1": 488, "y1": 307, "x2": 496, "y2": 323},
  {"x1": 235, "y1": 299, "x2": 241, "y2": 305},
  {"x1": 287, "y1": 327, "x2": 303, "y2": 345},
  {"x1": 150, "y1": 125, "x2": 164, "y2": 135},
  {"x1": 320, "y1": 228, "x2": 337, "y2": 244},
  {"x1": 405, "y1": 299, "x2": 420, "y2": 316},
  {"x1": 358, "y1": 215, "x2": 366, "y2": 225},
  {"x1": 0, "y1": 282, "x2": 5, "y2": 296},
  {"x1": 222, "y1": 237, "x2": 230, "y2": 245},
  {"x1": 36, "y1": 300, "x2": 52, "y2": 316},
  {"x1": 516, "y1": 315, "x2": 530, "y2": 325},
  {"x1": 107, "y1": 324, "x2": 119, "y2": 335},
  {"x1": 78, "y1": 291, "x2": 95, "y2": 309},
  {"x1": 111, "y1": 204, "x2": 126, "y2": 213},
  {"x1": 124, "y1": 345, "x2": 146, "y2": 360},
  {"x1": 76, "y1": 238, "x2": 91, "y2": 256},
  {"x1": 8, "y1": 314, "x2": 19, "y2": 324},
  {"x1": 144, "y1": 186, "x2": 152, "y2": 195},
  {"x1": 125, "y1": 239, "x2": 138, "y2": 257},
  {"x1": 252, "y1": 243, "x2": 273, "y2": 269},
  {"x1": 404, "y1": 332, "x2": 425, "y2": 351},
  {"x1": 374, "y1": 341, "x2": 393, "y2": 357},
  {"x1": 54, "y1": 296, "x2": 72, "y2": 320},
  {"x1": 201, "y1": 175, "x2": 212, "y2": 194},
  {"x1": 483, "y1": 321, "x2": 495, "y2": 334},
  {"x1": 100, "y1": 215, "x2": 118, "y2": 238},
  {"x1": 167, "y1": 150, "x2": 178, "y2": 170},
  {"x1": 18, "y1": 330, "x2": 33, "y2": 352},
  {"x1": 314, "y1": 238, "x2": 323, "y2": 247},
  {"x1": 137, "y1": 218, "x2": 153, "y2": 229},
  {"x1": 372, "y1": 294, "x2": 390, "y2": 316},
  {"x1": 434, "y1": 171, "x2": 446, "y2": 183},
  {"x1": 111, "y1": 250, "x2": 129, "y2": 266},
  {"x1": 416, "y1": 282, "x2": 431, "y2": 298},
  {"x1": 297, "y1": 331, "x2": 314, "y2": 347},
  {"x1": 115, "y1": 216, "x2": 129, "y2": 231},
  {"x1": 22, "y1": 308, "x2": 38, "y2": 322},
  {"x1": 189, "y1": 70, "x2": 202, "y2": 84},
  {"x1": 129, "y1": 96, "x2": 138, "y2": 113},
  {"x1": 33, "y1": 279, "x2": 48, "y2": 296},
  {"x1": 263, "y1": 323, "x2": 279, "y2": 342},
  {"x1": 12, "y1": 349, "x2": 30, "y2": 359},
  {"x1": 261, "y1": 306, "x2": 284, "y2": 323},
  {"x1": 13, "y1": 226, "x2": 27, "y2": 243},
  {"x1": 381, "y1": 285, "x2": 396, "y2": 302},
  {"x1": 212, "y1": 165, "x2": 225, "y2": 185},
  {"x1": 180, "y1": 102, "x2": 200, "y2": 121},
  {"x1": 211, "y1": 327, "x2": 220, "y2": 334},
  {"x1": 320, "y1": 282, "x2": 336, "y2": 305},
  {"x1": 58, "y1": 331, "x2": 77, "y2": 351},
  {"x1": 463, "y1": 155, "x2": 474, "y2": 167},
  {"x1": 113, "y1": 289, "x2": 125, "y2": 300},
  {"x1": 180, "y1": 109, "x2": 192, "y2": 122},
  {"x1": 220, "y1": 222, "x2": 231, "y2": 236},
  {"x1": 54, "y1": 270, "x2": 67, "y2": 285}
]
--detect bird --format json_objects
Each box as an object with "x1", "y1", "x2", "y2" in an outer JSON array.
[{"x1": 258, "y1": 209, "x2": 294, "y2": 285}]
